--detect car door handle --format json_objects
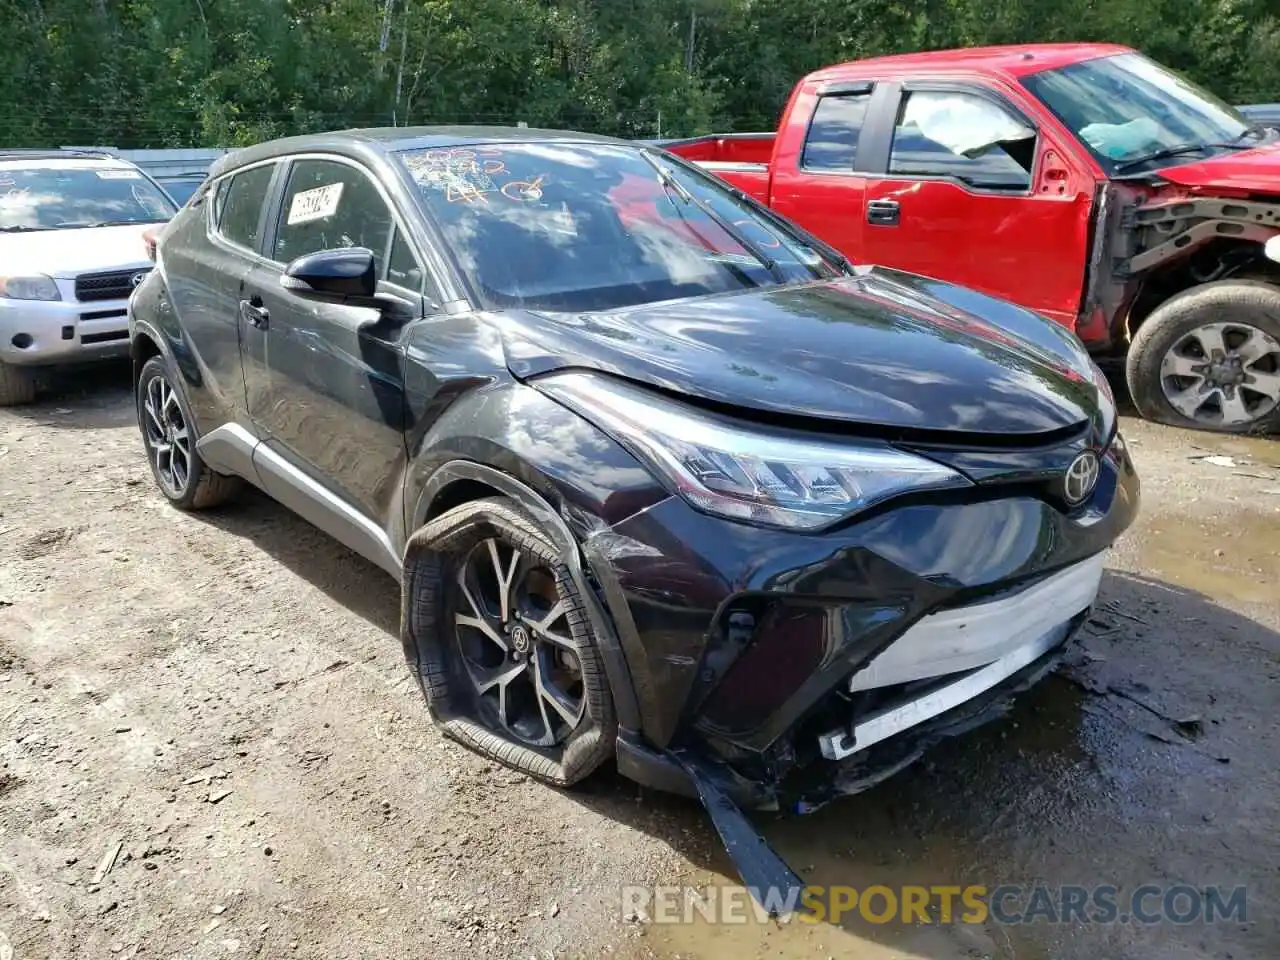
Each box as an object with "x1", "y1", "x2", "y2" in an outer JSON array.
[
  {"x1": 867, "y1": 199, "x2": 900, "y2": 226},
  {"x1": 239, "y1": 298, "x2": 270, "y2": 330}
]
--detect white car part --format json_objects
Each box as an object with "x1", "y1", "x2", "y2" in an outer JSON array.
[{"x1": 818, "y1": 551, "x2": 1106, "y2": 761}]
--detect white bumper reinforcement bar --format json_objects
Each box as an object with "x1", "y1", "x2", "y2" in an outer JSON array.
[{"x1": 818, "y1": 552, "x2": 1106, "y2": 761}]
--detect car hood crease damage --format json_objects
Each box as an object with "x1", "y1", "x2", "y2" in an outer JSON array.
[{"x1": 501, "y1": 268, "x2": 1110, "y2": 440}]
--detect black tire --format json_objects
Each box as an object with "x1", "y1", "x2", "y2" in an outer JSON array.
[
  {"x1": 1126, "y1": 280, "x2": 1280, "y2": 434},
  {"x1": 136, "y1": 355, "x2": 241, "y2": 510},
  {"x1": 400, "y1": 497, "x2": 616, "y2": 786},
  {"x1": 0, "y1": 361, "x2": 36, "y2": 407}
]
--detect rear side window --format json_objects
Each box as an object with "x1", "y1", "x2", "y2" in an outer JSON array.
[
  {"x1": 213, "y1": 164, "x2": 275, "y2": 250},
  {"x1": 888, "y1": 90, "x2": 1037, "y2": 190},
  {"x1": 802, "y1": 93, "x2": 871, "y2": 172}
]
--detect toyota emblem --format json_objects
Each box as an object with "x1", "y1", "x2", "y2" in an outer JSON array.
[
  {"x1": 130, "y1": 272, "x2": 148, "y2": 288},
  {"x1": 510, "y1": 624, "x2": 531, "y2": 653},
  {"x1": 1064, "y1": 451, "x2": 1101, "y2": 505}
]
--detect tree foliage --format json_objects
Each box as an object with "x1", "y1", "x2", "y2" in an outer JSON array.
[{"x1": 1, "y1": 0, "x2": 1278, "y2": 148}]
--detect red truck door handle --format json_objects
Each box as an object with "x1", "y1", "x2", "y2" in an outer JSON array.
[{"x1": 867, "y1": 199, "x2": 900, "y2": 226}]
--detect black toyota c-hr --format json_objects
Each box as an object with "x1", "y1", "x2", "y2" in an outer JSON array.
[{"x1": 128, "y1": 125, "x2": 1139, "y2": 849}]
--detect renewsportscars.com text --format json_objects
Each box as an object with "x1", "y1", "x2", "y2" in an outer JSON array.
[{"x1": 621, "y1": 883, "x2": 1248, "y2": 926}]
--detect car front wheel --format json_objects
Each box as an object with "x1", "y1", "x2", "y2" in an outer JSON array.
[
  {"x1": 401, "y1": 497, "x2": 616, "y2": 786},
  {"x1": 136, "y1": 355, "x2": 241, "y2": 510},
  {"x1": 1127, "y1": 280, "x2": 1280, "y2": 433}
]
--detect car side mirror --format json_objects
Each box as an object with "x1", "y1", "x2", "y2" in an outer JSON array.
[{"x1": 281, "y1": 248, "x2": 377, "y2": 304}]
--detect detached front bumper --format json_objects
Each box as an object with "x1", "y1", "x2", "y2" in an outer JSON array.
[
  {"x1": 0, "y1": 292, "x2": 134, "y2": 367},
  {"x1": 591, "y1": 436, "x2": 1140, "y2": 810}
]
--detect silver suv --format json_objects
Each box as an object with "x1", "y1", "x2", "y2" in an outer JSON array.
[{"x1": 0, "y1": 150, "x2": 178, "y2": 405}]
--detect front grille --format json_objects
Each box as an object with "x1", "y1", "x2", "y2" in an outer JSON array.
[
  {"x1": 74, "y1": 268, "x2": 149, "y2": 303},
  {"x1": 80, "y1": 309, "x2": 127, "y2": 321}
]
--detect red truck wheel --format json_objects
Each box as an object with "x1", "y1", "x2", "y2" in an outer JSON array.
[{"x1": 1126, "y1": 280, "x2": 1280, "y2": 434}]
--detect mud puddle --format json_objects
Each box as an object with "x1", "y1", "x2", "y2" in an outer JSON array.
[{"x1": 1137, "y1": 509, "x2": 1280, "y2": 605}]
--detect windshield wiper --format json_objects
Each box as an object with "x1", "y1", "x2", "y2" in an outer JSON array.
[
  {"x1": 1114, "y1": 139, "x2": 1255, "y2": 173},
  {"x1": 0, "y1": 224, "x2": 49, "y2": 233},
  {"x1": 639, "y1": 149, "x2": 788, "y2": 284}
]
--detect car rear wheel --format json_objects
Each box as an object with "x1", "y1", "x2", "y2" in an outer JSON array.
[
  {"x1": 136, "y1": 355, "x2": 241, "y2": 510},
  {"x1": 401, "y1": 497, "x2": 616, "y2": 786},
  {"x1": 0, "y1": 361, "x2": 36, "y2": 407},
  {"x1": 1127, "y1": 280, "x2": 1280, "y2": 433}
]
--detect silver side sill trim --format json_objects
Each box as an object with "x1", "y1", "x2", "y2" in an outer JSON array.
[
  {"x1": 196, "y1": 424, "x2": 402, "y2": 578},
  {"x1": 193, "y1": 422, "x2": 261, "y2": 484},
  {"x1": 818, "y1": 618, "x2": 1073, "y2": 761}
]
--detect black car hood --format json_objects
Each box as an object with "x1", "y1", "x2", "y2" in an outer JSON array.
[{"x1": 500, "y1": 267, "x2": 1107, "y2": 438}]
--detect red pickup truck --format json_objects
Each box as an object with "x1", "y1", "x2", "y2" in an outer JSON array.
[{"x1": 663, "y1": 43, "x2": 1280, "y2": 434}]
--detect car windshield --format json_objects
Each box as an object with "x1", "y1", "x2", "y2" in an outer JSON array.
[
  {"x1": 1022, "y1": 52, "x2": 1256, "y2": 173},
  {"x1": 397, "y1": 141, "x2": 843, "y2": 312},
  {"x1": 0, "y1": 163, "x2": 177, "y2": 232}
]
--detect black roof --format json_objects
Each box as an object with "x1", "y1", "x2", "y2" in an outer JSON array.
[{"x1": 209, "y1": 125, "x2": 628, "y2": 179}]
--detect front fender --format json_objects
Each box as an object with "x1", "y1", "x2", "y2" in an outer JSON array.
[
  {"x1": 405, "y1": 382, "x2": 672, "y2": 743},
  {"x1": 128, "y1": 269, "x2": 227, "y2": 439}
]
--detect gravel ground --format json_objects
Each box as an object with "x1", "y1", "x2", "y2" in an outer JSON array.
[{"x1": 1, "y1": 364, "x2": 1277, "y2": 960}]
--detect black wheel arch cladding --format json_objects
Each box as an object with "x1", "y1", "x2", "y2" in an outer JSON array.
[{"x1": 409, "y1": 460, "x2": 645, "y2": 737}]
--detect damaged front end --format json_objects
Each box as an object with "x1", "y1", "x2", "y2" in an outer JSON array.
[
  {"x1": 1079, "y1": 179, "x2": 1280, "y2": 351},
  {"x1": 581, "y1": 432, "x2": 1138, "y2": 893},
  {"x1": 606, "y1": 541, "x2": 1112, "y2": 818}
]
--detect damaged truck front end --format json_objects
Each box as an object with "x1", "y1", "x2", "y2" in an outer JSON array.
[{"x1": 1083, "y1": 180, "x2": 1280, "y2": 355}]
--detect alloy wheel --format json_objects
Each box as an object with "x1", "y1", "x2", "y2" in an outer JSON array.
[
  {"x1": 452, "y1": 537, "x2": 586, "y2": 747},
  {"x1": 1159, "y1": 320, "x2": 1280, "y2": 426},
  {"x1": 141, "y1": 374, "x2": 192, "y2": 497}
]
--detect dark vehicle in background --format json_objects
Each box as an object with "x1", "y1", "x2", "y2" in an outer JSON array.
[
  {"x1": 664, "y1": 43, "x2": 1280, "y2": 434},
  {"x1": 1238, "y1": 103, "x2": 1280, "y2": 131},
  {"x1": 155, "y1": 173, "x2": 207, "y2": 206},
  {"x1": 129, "y1": 126, "x2": 1138, "y2": 882}
]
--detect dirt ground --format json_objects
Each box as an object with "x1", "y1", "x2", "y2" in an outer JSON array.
[{"x1": 1, "y1": 363, "x2": 1277, "y2": 960}]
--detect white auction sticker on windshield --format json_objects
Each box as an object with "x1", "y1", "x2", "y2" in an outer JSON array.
[
  {"x1": 96, "y1": 170, "x2": 142, "y2": 180},
  {"x1": 287, "y1": 183, "x2": 344, "y2": 224}
]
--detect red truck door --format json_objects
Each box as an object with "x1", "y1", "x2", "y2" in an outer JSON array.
[
  {"x1": 859, "y1": 82, "x2": 1093, "y2": 328},
  {"x1": 766, "y1": 82, "x2": 877, "y2": 260}
]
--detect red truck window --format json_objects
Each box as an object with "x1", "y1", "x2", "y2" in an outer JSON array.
[
  {"x1": 802, "y1": 93, "x2": 872, "y2": 172},
  {"x1": 888, "y1": 91, "x2": 1037, "y2": 191},
  {"x1": 1021, "y1": 52, "x2": 1249, "y2": 174}
]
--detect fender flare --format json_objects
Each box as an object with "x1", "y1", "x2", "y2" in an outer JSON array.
[
  {"x1": 409, "y1": 460, "x2": 644, "y2": 735},
  {"x1": 129, "y1": 314, "x2": 176, "y2": 380}
]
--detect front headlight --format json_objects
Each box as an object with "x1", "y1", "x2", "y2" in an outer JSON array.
[
  {"x1": 536, "y1": 371, "x2": 970, "y2": 531},
  {"x1": 0, "y1": 275, "x2": 61, "y2": 301}
]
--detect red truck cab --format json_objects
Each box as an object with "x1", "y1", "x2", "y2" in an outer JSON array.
[{"x1": 663, "y1": 43, "x2": 1280, "y2": 434}]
